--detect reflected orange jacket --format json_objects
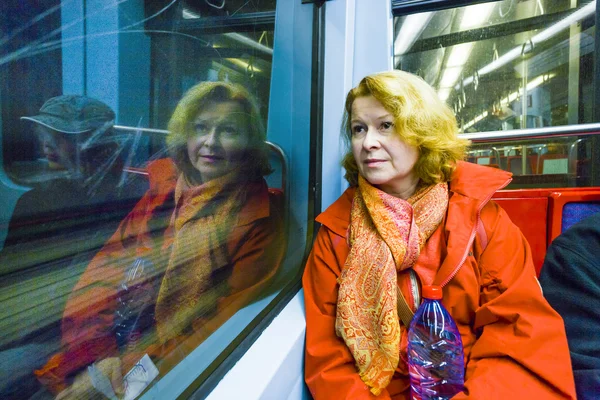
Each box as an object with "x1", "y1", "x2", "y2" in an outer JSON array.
[
  {"x1": 35, "y1": 158, "x2": 285, "y2": 394},
  {"x1": 303, "y1": 161, "x2": 576, "y2": 400}
]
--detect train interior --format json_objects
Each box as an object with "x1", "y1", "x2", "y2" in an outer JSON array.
[{"x1": 1, "y1": 0, "x2": 599, "y2": 399}]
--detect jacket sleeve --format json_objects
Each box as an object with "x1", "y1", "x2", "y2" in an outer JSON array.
[
  {"x1": 539, "y1": 214, "x2": 600, "y2": 400},
  {"x1": 303, "y1": 226, "x2": 392, "y2": 400},
  {"x1": 34, "y1": 193, "x2": 158, "y2": 395},
  {"x1": 453, "y1": 202, "x2": 577, "y2": 399}
]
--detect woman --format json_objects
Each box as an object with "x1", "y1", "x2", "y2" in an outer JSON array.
[
  {"x1": 303, "y1": 70, "x2": 576, "y2": 399},
  {"x1": 35, "y1": 82, "x2": 285, "y2": 398}
]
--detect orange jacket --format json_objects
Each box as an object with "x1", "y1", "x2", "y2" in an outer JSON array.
[
  {"x1": 35, "y1": 158, "x2": 286, "y2": 394},
  {"x1": 303, "y1": 161, "x2": 576, "y2": 399}
]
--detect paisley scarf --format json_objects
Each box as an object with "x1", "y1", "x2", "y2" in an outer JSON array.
[
  {"x1": 154, "y1": 171, "x2": 247, "y2": 342},
  {"x1": 335, "y1": 175, "x2": 449, "y2": 395}
]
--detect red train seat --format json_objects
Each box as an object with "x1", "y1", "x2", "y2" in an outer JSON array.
[{"x1": 493, "y1": 187, "x2": 600, "y2": 276}]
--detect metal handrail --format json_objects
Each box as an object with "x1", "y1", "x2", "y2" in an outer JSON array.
[
  {"x1": 459, "y1": 123, "x2": 600, "y2": 141},
  {"x1": 114, "y1": 125, "x2": 169, "y2": 135}
]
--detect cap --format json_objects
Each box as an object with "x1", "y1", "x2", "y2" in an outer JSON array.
[
  {"x1": 21, "y1": 95, "x2": 115, "y2": 134},
  {"x1": 422, "y1": 285, "x2": 443, "y2": 300}
]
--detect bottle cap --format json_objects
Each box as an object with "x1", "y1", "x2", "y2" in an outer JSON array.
[{"x1": 422, "y1": 285, "x2": 443, "y2": 300}]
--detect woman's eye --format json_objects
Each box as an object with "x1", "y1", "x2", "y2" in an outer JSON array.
[
  {"x1": 351, "y1": 125, "x2": 366, "y2": 136},
  {"x1": 380, "y1": 121, "x2": 394, "y2": 131},
  {"x1": 220, "y1": 125, "x2": 239, "y2": 136},
  {"x1": 194, "y1": 123, "x2": 209, "y2": 134}
]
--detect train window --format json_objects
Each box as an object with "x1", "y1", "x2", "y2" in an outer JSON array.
[
  {"x1": 467, "y1": 132, "x2": 597, "y2": 188},
  {"x1": 0, "y1": 1, "x2": 312, "y2": 399},
  {"x1": 393, "y1": 0, "x2": 597, "y2": 133}
]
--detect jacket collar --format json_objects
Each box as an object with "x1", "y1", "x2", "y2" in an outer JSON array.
[
  {"x1": 449, "y1": 161, "x2": 512, "y2": 201},
  {"x1": 317, "y1": 161, "x2": 512, "y2": 243},
  {"x1": 147, "y1": 158, "x2": 270, "y2": 227},
  {"x1": 435, "y1": 161, "x2": 511, "y2": 286}
]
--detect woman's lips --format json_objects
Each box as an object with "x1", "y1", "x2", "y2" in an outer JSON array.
[
  {"x1": 200, "y1": 155, "x2": 224, "y2": 163},
  {"x1": 46, "y1": 153, "x2": 59, "y2": 163},
  {"x1": 364, "y1": 159, "x2": 385, "y2": 166}
]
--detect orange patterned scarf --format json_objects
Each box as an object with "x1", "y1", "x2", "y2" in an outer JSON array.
[
  {"x1": 335, "y1": 175, "x2": 448, "y2": 395},
  {"x1": 155, "y1": 172, "x2": 247, "y2": 342}
]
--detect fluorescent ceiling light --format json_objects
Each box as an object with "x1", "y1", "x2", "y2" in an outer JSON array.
[
  {"x1": 462, "y1": 73, "x2": 556, "y2": 129},
  {"x1": 460, "y1": 3, "x2": 496, "y2": 29},
  {"x1": 394, "y1": 12, "x2": 433, "y2": 56},
  {"x1": 438, "y1": 88, "x2": 451, "y2": 101},
  {"x1": 459, "y1": 1, "x2": 596, "y2": 89},
  {"x1": 440, "y1": 66, "x2": 463, "y2": 88},
  {"x1": 183, "y1": 8, "x2": 200, "y2": 19},
  {"x1": 446, "y1": 43, "x2": 474, "y2": 67},
  {"x1": 437, "y1": 3, "x2": 495, "y2": 100}
]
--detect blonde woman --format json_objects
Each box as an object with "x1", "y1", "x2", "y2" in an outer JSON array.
[
  {"x1": 35, "y1": 82, "x2": 285, "y2": 399},
  {"x1": 303, "y1": 70, "x2": 576, "y2": 399}
]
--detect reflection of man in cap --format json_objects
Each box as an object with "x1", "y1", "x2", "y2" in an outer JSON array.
[
  {"x1": 0, "y1": 96, "x2": 146, "y2": 400},
  {"x1": 21, "y1": 95, "x2": 116, "y2": 174}
]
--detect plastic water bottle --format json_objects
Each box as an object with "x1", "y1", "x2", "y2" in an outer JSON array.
[
  {"x1": 114, "y1": 251, "x2": 158, "y2": 352},
  {"x1": 407, "y1": 285, "x2": 464, "y2": 400}
]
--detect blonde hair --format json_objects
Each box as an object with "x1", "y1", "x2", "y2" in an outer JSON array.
[
  {"x1": 342, "y1": 70, "x2": 469, "y2": 186},
  {"x1": 167, "y1": 81, "x2": 271, "y2": 182}
]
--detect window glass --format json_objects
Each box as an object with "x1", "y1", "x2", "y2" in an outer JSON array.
[
  {"x1": 0, "y1": 1, "x2": 303, "y2": 399},
  {"x1": 393, "y1": 0, "x2": 597, "y2": 132},
  {"x1": 468, "y1": 133, "x2": 597, "y2": 188}
]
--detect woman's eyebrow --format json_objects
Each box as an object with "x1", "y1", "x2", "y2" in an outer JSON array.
[{"x1": 374, "y1": 113, "x2": 393, "y2": 120}]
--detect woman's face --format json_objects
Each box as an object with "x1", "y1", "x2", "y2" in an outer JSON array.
[
  {"x1": 350, "y1": 95, "x2": 419, "y2": 197},
  {"x1": 187, "y1": 101, "x2": 250, "y2": 183}
]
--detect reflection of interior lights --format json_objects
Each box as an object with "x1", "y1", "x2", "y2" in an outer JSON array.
[
  {"x1": 394, "y1": 12, "x2": 433, "y2": 55},
  {"x1": 439, "y1": 66, "x2": 463, "y2": 88},
  {"x1": 462, "y1": 73, "x2": 556, "y2": 130},
  {"x1": 225, "y1": 58, "x2": 262, "y2": 73},
  {"x1": 183, "y1": 8, "x2": 201, "y2": 19},
  {"x1": 458, "y1": 1, "x2": 596, "y2": 89},
  {"x1": 437, "y1": 3, "x2": 495, "y2": 101},
  {"x1": 181, "y1": 10, "x2": 273, "y2": 56}
]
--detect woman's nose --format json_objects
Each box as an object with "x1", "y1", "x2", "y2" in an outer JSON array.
[
  {"x1": 203, "y1": 128, "x2": 218, "y2": 147},
  {"x1": 362, "y1": 127, "x2": 380, "y2": 149}
]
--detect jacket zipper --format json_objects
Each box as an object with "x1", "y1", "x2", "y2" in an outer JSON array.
[{"x1": 439, "y1": 177, "x2": 512, "y2": 288}]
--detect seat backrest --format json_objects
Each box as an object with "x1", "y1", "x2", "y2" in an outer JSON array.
[
  {"x1": 561, "y1": 202, "x2": 600, "y2": 233},
  {"x1": 539, "y1": 154, "x2": 568, "y2": 174},
  {"x1": 493, "y1": 188, "x2": 600, "y2": 276}
]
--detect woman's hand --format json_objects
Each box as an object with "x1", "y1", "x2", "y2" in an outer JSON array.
[{"x1": 55, "y1": 357, "x2": 124, "y2": 400}]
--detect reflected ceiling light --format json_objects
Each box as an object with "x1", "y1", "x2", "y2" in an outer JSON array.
[
  {"x1": 459, "y1": 1, "x2": 596, "y2": 89},
  {"x1": 437, "y1": 3, "x2": 495, "y2": 101},
  {"x1": 440, "y1": 66, "x2": 463, "y2": 88},
  {"x1": 394, "y1": 12, "x2": 433, "y2": 56},
  {"x1": 438, "y1": 88, "x2": 451, "y2": 101},
  {"x1": 462, "y1": 72, "x2": 556, "y2": 129},
  {"x1": 183, "y1": 8, "x2": 201, "y2": 19},
  {"x1": 460, "y1": 2, "x2": 496, "y2": 29},
  {"x1": 536, "y1": 0, "x2": 545, "y2": 16}
]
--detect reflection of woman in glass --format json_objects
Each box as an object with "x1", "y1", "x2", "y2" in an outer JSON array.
[{"x1": 35, "y1": 82, "x2": 285, "y2": 398}]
